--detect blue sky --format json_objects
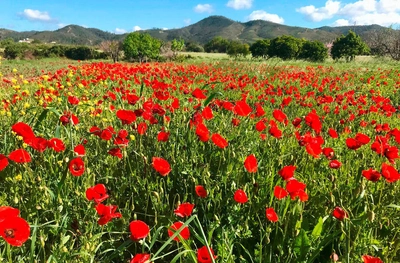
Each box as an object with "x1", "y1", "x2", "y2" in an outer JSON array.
[{"x1": 1, "y1": 0, "x2": 400, "y2": 33}]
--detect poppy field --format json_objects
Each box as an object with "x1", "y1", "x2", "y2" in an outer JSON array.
[{"x1": 0, "y1": 59, "x2": 400, "y2": 263}]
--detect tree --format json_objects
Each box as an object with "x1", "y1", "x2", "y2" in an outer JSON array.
[
  {"x1": 204, "y1": 36, "x2": 230, "y2": 53},
  {"x1": 298, "y1": 40, "x2": 328, "y2": 62},
  {"x1": 268, "y1": 36, "x2": 304, "y2": 60},
  {"x1": 249, "y1": 39, "x2": 270, "y2": 59},
  {"x1": 227, "y1": 41, "x2": 250, "y2": 58},
  {"x1": 99, "y1": 40, "x2": 122, "y2": 63},
  {"x1": 185, "y1": 42, "x2": 204, "y2": 53},
  {"x1": 331, "y1": 30, "x2": 369, "y2": 62},
  {"x1": 0, "y1": 37, "x2": 15, "y2": 48},
  {"x1": 171, "y1": 38, "x2": 185, "y2": 57},
  {"x1": 367, "y1": 27, "x2": 400, "y2": 61},
  {"x1": 123, "y1": 32, "x2": 161, "y2": 62}
]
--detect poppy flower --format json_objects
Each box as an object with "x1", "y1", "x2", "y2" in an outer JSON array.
[
  {"x1": 197, "y1": 246, "x2": 217, "y2": 263},
  {"x1": 278, "y1": 166, "x2": 296, "y2": 181},
  {"x1": 137, "y1": 122, "x2": 147, "y2": 135},
  {"x1": 100, "y1": 129, "x2": 113, "y2": 141},
  {"x1": 74, "y1": 144, "x2": 85, "y2": 156},
  {"x1": 202, "y1": 106, "x2": 213, "y2": 120},
  {"x1": 273, "y1": 186, "x2": 288, "y2": 199},
  {"x1": 362, "y1": 168, "x2": 381, "y2": 182},
  {"x1": 0, "y1": 206, "x2": 20, "y2": 219},
  {"x1": 152, "y1": 157, "x2": 171, "y2": 176},
  {"x1": 195, "y1": 185, "x2": 208, "y2": 198},
  {"x1": 174, "y1": 203, "x2": 195, "y2": 217},
  {"x1": 8, "y1": 149, "x2": 31, "y2": 163},
  {"x1": 332, "y1": 207, "x2": 347, "y2": 221},
  {"x1": 322, "y1": 147, "x2": 334, "y2": 159},
  {"x1": 255, "y1": 120, "x2": 267, "y2": 132},
  {"x1": 234, "y1": 189, "x2": 248, "y2": 204},
  {"x1": 286, "y1": 179, "x2": 308, "y2": 201},
  {"x1": 130, "y1": 253, "x2": 151, "y2": 263},
  {"x1": 28, "y1": 137, "x2": 47, "y2": 152},
  {"x1": 292, "y1": 117, "x2": 302, "y2": 127},
  {"x1": 272, "y1": 109, "x2": 288, "y2": 125},
  {"x1": 108, "y1": 148, "x2": 123, "y2": 159},
  {"x1": 381, "y1": 163, "x2": 400, "y2": 183},
  {"x1": 168, "y1": 221, "x2": 190, "y2": 241},
  {"x1": 244, "y1": 154, "x2": 257, "y2": 173},
  {"x1": 86, "y1": 184, "x2": 109, "y2": 203},
  {"x1": 195, "y1": 123, "x2": 209, "y2": 142},
  {"x1": 129, "y1": 220, "x2": 150, "y2": 241},
  {"x1": 265, "y1": 207, "x2": 279, "y2": 222},
  {"x1": 0, "y1": 154, "x2": 9, "y2": 171},
  {"x1": 355, "y1": 133, "x2": 370, "y2": 145},
  {"x1": 127, "y1": 94, "x2": 140, "y2": 106},
  {"x1": 60, "y1": 112, "x2": 79, "y2": 126},
  {"x1": 328, "y1": 128, "x2": 338, "y2": 139},
  {"x1": 211, "y1": 133, "x2": 228, "y2": 149},
  {"x1": 157, "y1": 131, "x2": 170, "y2": 142},
  {"x1": 304, "y1": 110, "x2": 322, "y2": 133},
  {"x1": 234, "y1": 100, "x2": 252, "y2": 116},
  {"x1": 362, "y1": 255, "x2": 383, "y2": 263},
  {"x1": 95, "y1": 204, "x2": 122, "y2": 225},
  {"x1": 0, "y1": 216, "x2": 30, "y2": 246},
  {"x1": 384, "y1": 146, "x2": 399, "y2": 164},
  {"x1": 47, "y1": 138, "x2": 66, "y2": 152},
  {"x1": 192, "y1": 88, "x2": 207, "y2": 99},
  {"x1": 68, "y1": 95, "x2": 80, "y2": 105},
  {"x1": 329, "y1": 160, "x2": 341, "y2": 169},
  {"x1": 11, "y1": 122, "x2": 35, "y2": 140},
  {"x1": 269, "y1": 125, "x2": 282, "y2": 139},
  {"x1": 69, "y1": 157, "x2": 85, "y2": 176},
  {"x1": 305, "y1": 142, "x2": 322, "y2": 158},
  {"x1": 90, "y1": 126, "x2": 102, "y2": 136},
  {"x1": 116, "y1": 109, "x2": 136, "y2": 125}
]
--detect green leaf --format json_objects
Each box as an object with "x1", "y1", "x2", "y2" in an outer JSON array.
[
  {"x1": 311, "y1": 217, "x2": 324, "y2": 239},
  {"x1": 203, "y1": 91, "x2": 223, "y2": 107},
  {"x1": 387, "y1": 204, "x2": 400, "y2": 209},
  {"x1": 294, "y1": 229, "x2": 311, "y2": 260}
]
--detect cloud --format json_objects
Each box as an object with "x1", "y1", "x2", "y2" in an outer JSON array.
[
  {"x1": 226, "y1": 0, "x2": 253, "y2": 10},
  {"x1": 115, "y1": 28, "x2": 127, "y2": 34},
  {"x1": 296, "y1": 0, "x2": 340, "y2": 22},
  {"x1": 19, "y1": 9, "x2": 55, "y2": 22},
  {"x1": 194, "y1": 4, "x2": 214, "y2": 13},
  {"x1": 297, "y1": 0, "x2": 400, "y2": 26},
  {"x1": 247, "y1": 10, "x2": 284, "y2": 24},
  {"x1": 133, "y1": 26, "x2": 142, "y2": 31},
  {"x1": 184, "y1": 19, "x2": 192, "y2": 25},
  {"x1": 57, "y1": 23, "x2": 67, "y2": 28}
]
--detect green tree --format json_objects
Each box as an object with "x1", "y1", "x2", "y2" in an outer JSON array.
[
  {"x1": 298, "y1": 40, "x2": 328, "y2": 62},
  {"x1": 185, "y1": 42, "x2": 204, "y2": 53},
  {"x1": 0, "y1": 37, "x2": 15, "y2": 48},
  {"x1": 204, "y1": 36, "x2": 230, "y2": 53},
  {"x1": 227, "y1": 41, "x2": 250, "y2": 58},
  {"x1": 123, "y1": 32, "x2": 161, "y2": 62},
  {"x1": 268, "y1": 35, "x2": 304, "y2": 60},
  {"x1": 331, "y1": 30, "x2": 370, "y2": 62},
  {"x1": 171, "y1": 38, "x2": 185, "y2": 57},
  {"x1": 249, "y1": 39, "x2": 270, "y2": 59}
]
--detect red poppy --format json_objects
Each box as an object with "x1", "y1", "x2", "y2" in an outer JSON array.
[
  {"x1": 69, "y1": 157, "x2": 85, "y2": 176},
  {"x1": 329, "y1": 160, "x2": 342, "y2": 169},
  {"x1": 266, "y1": 207, "x2": 279, "y2": 222},
  {"x1": 272, "y1": 109, "x2": 288, "y2": 125},
  {"x1": 381, "y1": 163, "x2": 400, "y2": 183},
  {"x1": 0, "y1": 154, "x2": 9, "y2": 171},
  {"x1": 286, "y1": 179, "x2": 308, "y2": 202},
  {"x1": 195, "y1": 123, "x2": 209, "y2": 142},
  {"x1": 322, "y1": 147, "x2": 334, "y2": 159},
  {"x1": 195, "y1": 185, "x2": 208, "y2": 198},
  {"x1": 168, "y1": 221, "x2": 190, "y2": 241},
  {"x1": 130, "y1": 253, "x2": 151, "y2": 263},
  {"x1": 304, "y1": 110, "x2": 322, "y2": 133},
  {"x1": 129, "y1": 220, "x2": 150, "y2": 241},
  {"x1": 197, "y1": 246, "x2": 217, "y2": 263},
  {"x1": 0, "y1": 216, "x2": 30, "y2": 246},
  {"x1": 328, "y1": 128, "x2": 338, "y2": 139},
  {"x1": 127, "y1": 94, "x2": 140, "y2": 106},
  {"x1": 28, "y1": 137, "x2": 47, "y2": 152},
  {"x1": 137, "y1": 122, "x2": 148, "y2": 135},
  {"x1": 244, "y1": 154, "x2": 258, "y2": 173},
  {"x1": 233, "y1": 100, "x2": 252, "y2": 117},
  {"x1": 234, "y1": 189, "x2": 248, "y2": 204},
  {"x1": 355, "y1": 133, "x2": 370, "y2": 145},
  {"x1": 95, "y1": 204, "x2": 122, "y2": 225},
  {"x1": 362, "y1": 168, "x2": 381, "y2": 182},
  {"x1": 346, "y1": 138, "x2": 361, "y2": 150},
  {"x1": 116, "y1": 109, "x2": 136, "y2": 125},
  {"x1": 100, "y1": 129, "x2": 113, "y2": 141},
  {"x1": 8, "y1": 149, "x2": 31, "y2": 163},
  {"x1": 192, "y1": 88, "x2": 207, "y2": 99},
  {"x1": 0, "y1": 206, "x2": 20, "y2": 219},
  {"x1": 74, "y1": 144, "x2": 85, "y2": 156},
  {"x1": 211, "y1": 133, "x2": 228, "y2": 149},
  {"x1": 231, "y1": 118, "x2": 240, "y2": 126},
  {"x1": 384, "y1": 146, "x2": 399, "y2": 164},
  {"x1": 305, "y1": 141, "x2": 322, "y2": 158},
  {"x1": 157, "y1": 131, "x2": 170, "y2": 142},
  {"x1": 12, "y1": 122, "x2": 35, "y2": 140},
  {"x1": 90, "y1": 126, "x2": 102, "y2": 136},
  {"x1": 68, "y1": 95, "x2": 80, "y2": 105},
  {"x1": 108, "y1": 148, "x2": 123, "y2": 159},
  {"x1": 255, "y1": 120, "x2": 266, "y2": 132},
  {"x1": 202, "y1": 106, "x2": 213, "y2": 120},
  {"x1": 47, "y1": 138, "x2": 66, "y2": 152},
  {"x1": 86, "y1": 184, "x2": 109, "y2": 203},
  {"x1": 174, "y1": 203, "x2": 195, "y2": 217},
  {"x1": 273, "y1": 186, "x2": 288, "y2": 199},
  {"x1": 269, "y1": 125, "x2": 282, "y2": 139},
  {"x1": 60, "y1": 112, "x2": 79, "y2": 126},
  {"x1": 278, "y1": 166, "x2": 296, "y2": 181},
  {"x1": 362, "y1": 255, "x2": 383, "y2": 263},
  {"x1": 292, "y1": 117, "x2": 302, "y2": 127},
  {"x1": 152, "y1": 157, "x2": 171, "y2": 176},
  {"x1": 332, "y1": 207, "x2": 347, "y2": 221}
]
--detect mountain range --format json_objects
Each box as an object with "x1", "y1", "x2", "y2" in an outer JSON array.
[{"x1": 0, "y1": 16, "x2": 385, "y2": 46}]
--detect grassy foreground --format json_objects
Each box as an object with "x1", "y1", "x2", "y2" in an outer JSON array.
[{"x1": 0, "y1": 57, "x2": 399, "y2": 263}]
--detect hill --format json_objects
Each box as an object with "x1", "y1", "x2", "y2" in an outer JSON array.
[{"x1": 0, "y1": 16, "x2": 387, "y2": 46}]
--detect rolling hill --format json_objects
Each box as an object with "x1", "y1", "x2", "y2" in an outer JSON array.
[{"x1": 0, "y1": 16, "x2": 386, "y2": 46}]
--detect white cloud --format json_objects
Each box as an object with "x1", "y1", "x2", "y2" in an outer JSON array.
[
  {"x1": 133, "y1": 26, "x2": 142, "y2": 31},
  {"x1": 194, "y1": 4, "x2": 214, "y2": 13},
  {"x1": 57, "y1": 23, "x2": 67, "y2": 28},
  {"x1": 332, "y1": 19, "x2": 350, "y2": 26},
  {"x1": 247, "y1": 10, "x2": 284, "y2": 24},
  {"x1": 20, "y1": 9, "x2": 55, "y2": 22},
  {"x1": 184, "y1": 19, "x2": 192, "y2": 25},
  {"x1": 115, "y1": 28, "x2": 127, "y2": 34},
  {"x1": 226, "y1": 0, "x2": 253, "y2": 10},
  {"x1": 297, "y1": 0, "x2": 400, "y2": 26},
  {"x1": 296, "y1": 0, "x2": 340, "y2": 22}
]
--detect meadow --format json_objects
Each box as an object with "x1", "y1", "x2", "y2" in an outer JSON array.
[{"x1": 0, "y1": 55, "x2": 399, "y2": 263}]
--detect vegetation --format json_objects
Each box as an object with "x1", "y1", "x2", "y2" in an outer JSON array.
[
  {"x1": 268, "y1": 35, "x2": 304, "y2": 60},
  {"x1": 298, "y1": 40, "x2": 329, "y2": 62},
  {"x1": 226, "y1": 41, "x2": 250, "y2": 58},
  {"x1": 367, "y1": 26, "x2": 400, "y2": 61},
  {"x1": 331, "y1": 30, "x2": 370, "y2": 62},
  {"x1": 123, "y1": 32, "x2": 162, "y2": 62},
  {"x1": 204, "y1": 36, "x2": 230, "y2": 53},
  {"x1": 249, "y1": 39, "x2": 270, "y2": 59},
  {"x1": 99, "y1": 40, "x2": 123, "y2": 63}
]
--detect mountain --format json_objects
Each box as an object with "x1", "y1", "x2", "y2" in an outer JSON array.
[{"x1": 0, "y1": 16, "x2": 387, "y2": 46}]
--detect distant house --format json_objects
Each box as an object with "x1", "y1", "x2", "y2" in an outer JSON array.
[{"x1": 18, "y1": 38, "x2": 32, "y2": 43}]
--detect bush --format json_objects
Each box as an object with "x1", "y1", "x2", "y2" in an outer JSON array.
[
  {"x1": 65, "y1": 46, "x2": 94, "y2": 60},
  {"x1": 249, "y1": 39, "x2": 270, "y2": 59},
  {"x1": 268, "y1": 36, "x2": 304, "y2": 60},
  {"x1": 185, "y1": 42, "x2": 204, "y2": 53},
  {"x1": 298, "y1": 40, "x2": 328, "y2": 62}
]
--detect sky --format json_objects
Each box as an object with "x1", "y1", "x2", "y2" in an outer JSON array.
[{"x1": 1, "y1": 0, "x2": 400, "y2": 33}]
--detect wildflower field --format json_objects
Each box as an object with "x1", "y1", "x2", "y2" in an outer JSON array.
[{"x1": 0, "y1": 58, "x2": 399, "y2": 263}]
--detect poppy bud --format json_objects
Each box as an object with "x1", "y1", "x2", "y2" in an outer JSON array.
[{"x1": 367, "y1": 211, "x2": 375, "y2": 222}]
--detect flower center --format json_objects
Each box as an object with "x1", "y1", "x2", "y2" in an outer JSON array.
[{"x1": 4, "y1": 228, "x2": 15, "y2": 238}]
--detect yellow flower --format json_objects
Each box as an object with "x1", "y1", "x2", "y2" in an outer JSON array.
[
  {"x1": 22, "y1": 143, "x2": 28, "y2": 148},
  {"x1": 14, "y1": 174, "x2": 22, "y2": 181},
  {"x1": 7, "y1": 112, "x2": 12, "y2": 117},
  {"x1": 12, "y1": 68, "x2": 18, "y2": 73},
  {"x1": 130, "y1": 135, "x2": 135, "y2": 141}
]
